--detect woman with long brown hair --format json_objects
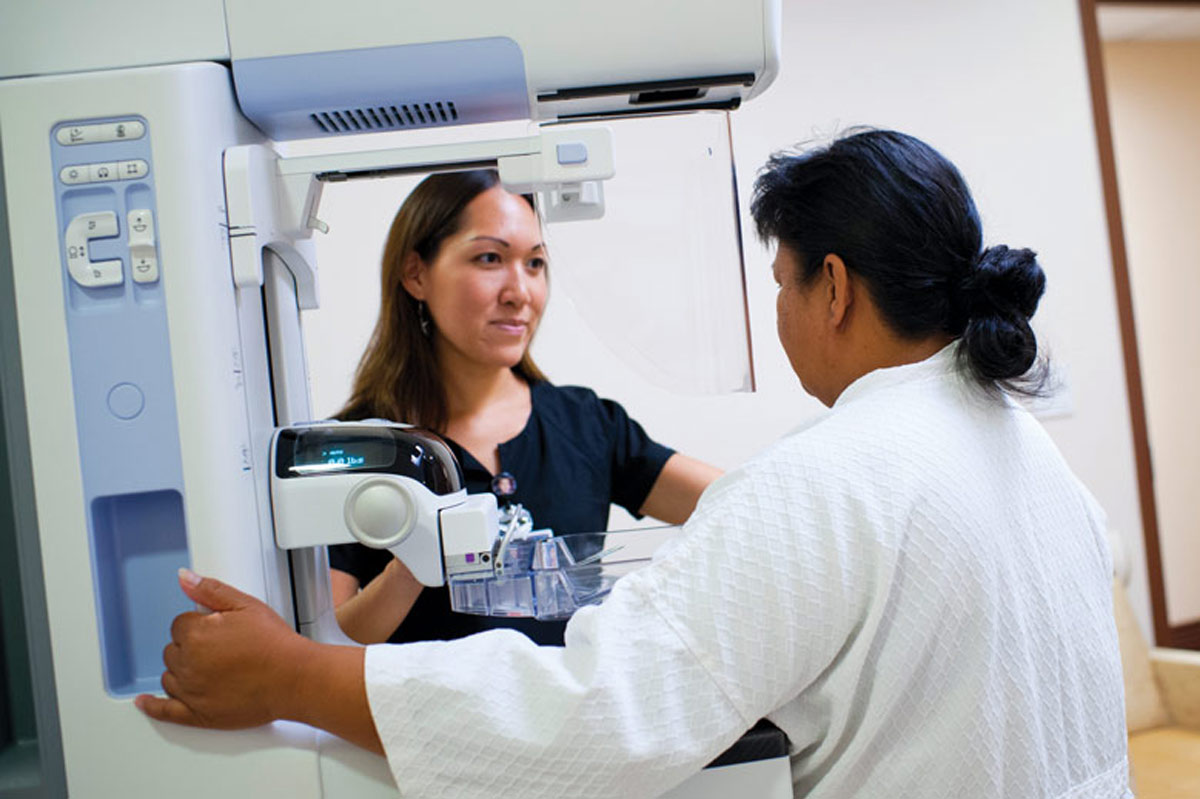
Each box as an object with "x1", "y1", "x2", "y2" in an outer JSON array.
[{"x1": 328, "y1": 169, "x2": 720, "y2": 646}]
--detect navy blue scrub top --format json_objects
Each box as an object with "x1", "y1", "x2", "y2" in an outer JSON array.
[{"x1": 328, "y1": 381, "x2": 674, "y2": 646}]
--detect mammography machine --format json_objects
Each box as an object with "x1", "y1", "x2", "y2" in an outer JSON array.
[{"x1": 0, "y1": 2, "x2": 787, "y2": 796}]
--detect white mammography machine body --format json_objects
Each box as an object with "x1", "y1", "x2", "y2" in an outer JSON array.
[{"x1": 0, "y1": 2, "x2": 789, "y2": 796}]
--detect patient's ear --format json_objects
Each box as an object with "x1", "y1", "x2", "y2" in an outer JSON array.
[{"x1": 825, "y1": 254, "x2": 853, "y2": 328}]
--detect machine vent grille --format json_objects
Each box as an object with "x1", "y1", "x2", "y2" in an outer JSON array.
[{"x1": 311, "y1": 101, "x2": 459, "y2": 133}]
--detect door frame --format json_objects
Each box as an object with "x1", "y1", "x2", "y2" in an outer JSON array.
[{"x1": 1077, "y1": 0, "x2": 1200, "y2": 648}]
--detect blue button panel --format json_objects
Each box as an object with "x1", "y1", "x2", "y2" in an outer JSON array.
[{"x1": 50, "y1": 117, "x2": 192, "y2": 697}]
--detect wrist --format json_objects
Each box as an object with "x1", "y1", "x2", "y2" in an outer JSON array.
[
  {"x1": 276, "y1": 640, "x2": 378, "y2": 753},
  {"x1": 272, "y1": 633, "x2": 323, "y2": 724}
]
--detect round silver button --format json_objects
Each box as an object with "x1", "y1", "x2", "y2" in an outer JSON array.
[{"x1": 344, "y1": 478, "x2": 415, "y2": 548}]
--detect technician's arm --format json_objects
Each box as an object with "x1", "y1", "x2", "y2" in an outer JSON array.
[
  {"x1": 638, "y1": 453, "x2": 722, "y2": 524},
  {"x1": 331, "y1": 560, "x2": 424, "y2": 644},
  {"x1": 135, "y1": 569, "x2": 384, "y2": 755}
]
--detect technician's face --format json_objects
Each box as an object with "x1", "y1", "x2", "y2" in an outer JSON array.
[
  {"x1": 417, "y1": 185, "x2": 548, "y2": 371},
  {"x1": 773, "y1": 244, "x2": 824, "y2": 397}
]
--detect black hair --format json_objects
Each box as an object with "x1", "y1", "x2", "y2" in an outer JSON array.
[{"x1": 751, "y1": 128, "x2": 1048, "y2": 396}]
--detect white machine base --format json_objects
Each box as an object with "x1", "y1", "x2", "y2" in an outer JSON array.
[{"x1": 665, "y1": 756, "x2": 793, "y2": 798}]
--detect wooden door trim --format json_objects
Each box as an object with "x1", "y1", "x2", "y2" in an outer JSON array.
[{"x1": 1077, "y1": 0, "x2": 1181, "y2": 646}]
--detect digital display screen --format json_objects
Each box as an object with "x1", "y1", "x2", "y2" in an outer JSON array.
[
  {"x1": 288, "y1": 432, "x2": 396, "y2": 475},
  {"x1": 313, "y1": 447, "x2": 366, "y2": 468}
]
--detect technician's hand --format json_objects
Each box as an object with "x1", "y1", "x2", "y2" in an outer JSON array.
[{"x1": 134, "y1": 568, "x2": 310, "y2": 730}]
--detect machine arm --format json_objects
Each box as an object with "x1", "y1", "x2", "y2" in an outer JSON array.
[{"x1": 270, "y1": 421, "x2": 678, "y2": 622}]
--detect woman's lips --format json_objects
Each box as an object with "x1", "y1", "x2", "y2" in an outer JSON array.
[{"x1": 491, "y1": 320, "x2": 528, "y2": 335}]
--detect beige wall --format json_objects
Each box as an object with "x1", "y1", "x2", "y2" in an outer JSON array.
[
  {"x1": 1102, "y1": 39, "x2": 1200, "y2": 627},
  {"x1": 307, "y1": 0, "x2": 1155, "y2": 637}
]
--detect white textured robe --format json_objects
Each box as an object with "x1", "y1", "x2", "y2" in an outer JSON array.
[{"x1": 365, "y1": 346, "x2": 1130, "y2": 798}]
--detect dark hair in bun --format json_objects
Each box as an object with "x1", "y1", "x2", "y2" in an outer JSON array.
[
  {"x1": 955, "y1": 245, "x2": 1047, "y2": 392},
  {"x1": 751, "y1": 127, "x2": 1048, "y2": 396}
]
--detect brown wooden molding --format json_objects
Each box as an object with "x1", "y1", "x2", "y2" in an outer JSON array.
[
  {"x1": 1170, "y1": 620, "x2": 1200, "y2": 651},
  {"x1": 1077, "y1": 0, "x2": 1178, "y2": 647}
]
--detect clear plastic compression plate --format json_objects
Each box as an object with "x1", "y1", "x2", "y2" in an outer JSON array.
[
  {"x1": 536, "y1": 110, "x2": 756, "y2": 395},
  {"x1": 447, "y1": 526, "x2": 680, "y2": 620}
]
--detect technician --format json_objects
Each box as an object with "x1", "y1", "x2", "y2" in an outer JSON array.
[
  {"x1": 138, "y1": 130, "x2": 1129, "y2": 799},
  {"x1": 326, "y1": 169, "x2": 720, "y2": 645}
]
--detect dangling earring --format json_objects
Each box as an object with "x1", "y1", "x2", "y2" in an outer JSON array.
[{"x1": 417, "y1": 300, "x2": 432, "y2": 337}]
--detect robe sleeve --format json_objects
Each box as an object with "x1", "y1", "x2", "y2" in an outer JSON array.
[{"x1": 364, "y1": 444, "x2": 878, "y2": 798}]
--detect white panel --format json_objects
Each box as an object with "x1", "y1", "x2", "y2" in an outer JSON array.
[
  {"x1": 0, "y1": 0, "x2": 228, "y2": 79},
  {"x1": 0, "y1": 62, "x2": 321, "y2": 796},
  {"x1": 224, "y1": 0, "x2": 770, "y2": 95}
]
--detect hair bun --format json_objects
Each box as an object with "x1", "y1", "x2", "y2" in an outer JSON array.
[
  {"x1": 963, "y1": 245, "x2": 1045, "y2": 321},
  {"x1": 958, "y1": 245, "x2": 1047, "y2": 388}
]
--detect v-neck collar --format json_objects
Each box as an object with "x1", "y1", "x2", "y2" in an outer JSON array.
[{"x1": 446, "y1": 380, "x2": 542, "y2": 478}]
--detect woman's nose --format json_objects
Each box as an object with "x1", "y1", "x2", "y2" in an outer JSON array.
[{"x1": 499, "y1": 263, "x2": 531, "y2": 306}]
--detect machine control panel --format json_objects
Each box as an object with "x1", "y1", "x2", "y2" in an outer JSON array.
[
  {"x1": 51, "y1": 116, "x2": 160, "y2": 291},
  {"x1": 55, "y1": 119, "x2": 146, "y2": 146},
  {"x1": 64, "y1": 210, "x2": 122, "y2": 287},
  {"x1": 127, "y1": 208, "x2": 158, "y2": 283},
  {"x1": 59, "y1": 159, "x2": 149, "y2": 184},
  {"x1": 59, "y1": 206, "x2": 159, "y2": 287},
  {"x1": 49, "y1": 116, "x2": 188, "y2": 696}
]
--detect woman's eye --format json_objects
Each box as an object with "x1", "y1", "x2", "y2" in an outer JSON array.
[
  {"x1": 475, "y1": 252, "x2": 502, "y2": 265},
  {"x1": 528, "y1": 257, "x2": 548, "y2": 271}
]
